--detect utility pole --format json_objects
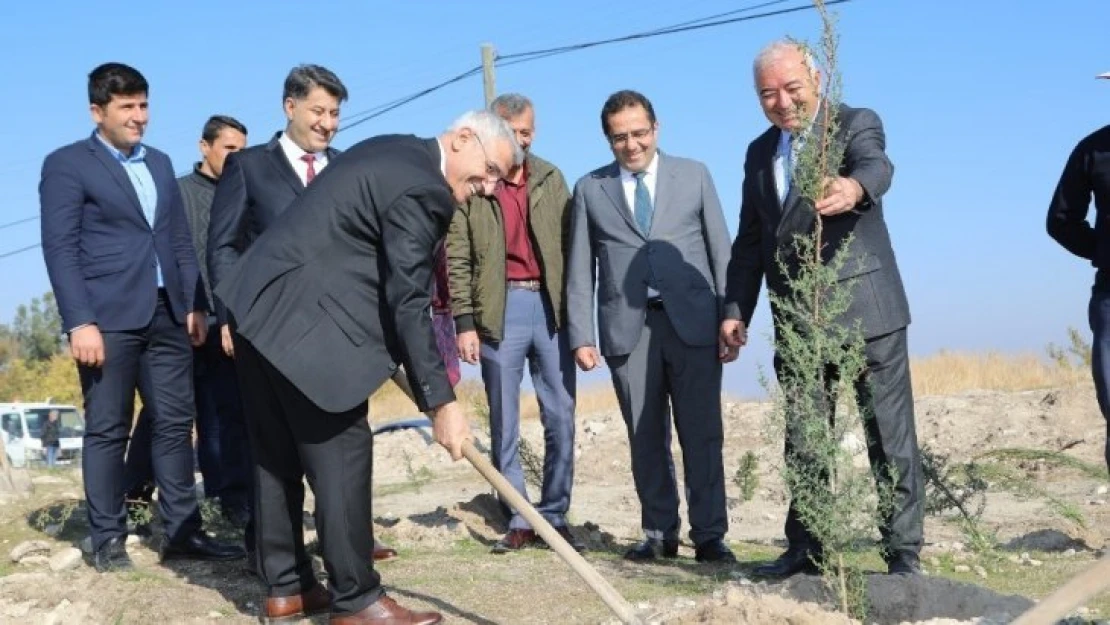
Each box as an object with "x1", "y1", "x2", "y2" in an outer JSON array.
[{"x1": 480, "y1": 43, "x2": 496, "y2": 108}]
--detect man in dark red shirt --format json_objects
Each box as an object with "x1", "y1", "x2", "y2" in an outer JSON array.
[{"x1": 446, "y1": 93, "x2": 581, "y2": 553}]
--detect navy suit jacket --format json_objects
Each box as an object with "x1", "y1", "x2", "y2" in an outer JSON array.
[{"x1": 39, "y1": 132, "x2": 200, "y2": 332}]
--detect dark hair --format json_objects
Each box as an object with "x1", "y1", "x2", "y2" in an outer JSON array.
[
  {"x1": 282, "y1": 64, "x2": 348, "y2": 103},
  {"x1": 88, "y1": 62, "x2": 148, "y2": 106},
  {"x1": 600, "y1": 89, "x2": 656, "y2": 137},
  {"x1": 201, "y1": 115, "x2": 248, "y2": 143}
]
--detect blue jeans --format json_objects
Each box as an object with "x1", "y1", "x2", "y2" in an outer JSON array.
[
  {"x1": 45, "y1": 445, "x2": 59, "y2": 468},
  {"x1": 1090, "y1": 286, "x2": 1110, "y2": 472},
  {"x1": 479, "y1": 288, "x2": 577, "y2": 530}
]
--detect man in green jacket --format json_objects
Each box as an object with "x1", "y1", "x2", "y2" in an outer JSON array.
[{"x1": 447, "y1": 93, "x2": 581, "y2": 553}]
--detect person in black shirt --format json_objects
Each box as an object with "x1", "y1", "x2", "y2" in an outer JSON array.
[
  {"x1": 41, "y1": 410, "x2": 61, "y2": 468},
  {"x1": 1046, "y1": 72, "x2": 1110, "y2": 471}
]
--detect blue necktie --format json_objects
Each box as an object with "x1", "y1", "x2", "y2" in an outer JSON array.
[{"x1": 633, "y1": 171, "x2": 653, "y2": 235}]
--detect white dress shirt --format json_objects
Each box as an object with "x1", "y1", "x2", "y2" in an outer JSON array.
[{"x1": 279, "y1": 131, "x2": 328, "y2": 186}]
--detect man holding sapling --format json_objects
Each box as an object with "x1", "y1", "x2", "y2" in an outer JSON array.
[{"x1": 722, "y1": 39, "x2": 925, "y2": 577}]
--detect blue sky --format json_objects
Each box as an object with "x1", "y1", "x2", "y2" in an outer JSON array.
[{"x1": 0, "y1": 0, "x2": 1106, "y2": 397}]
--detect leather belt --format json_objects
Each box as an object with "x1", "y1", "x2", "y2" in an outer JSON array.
[{"x1": 507, "y1": 279, "x2": 542, "y2": 291}]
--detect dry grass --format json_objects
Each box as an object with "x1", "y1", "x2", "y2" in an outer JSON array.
[
  {"x1": 369, "y1": 378, "x2": 620, "y2": 422},
  {"x1": 368, "y1": 350, "x2": 1089, "y2": 420},
  {"x1": 909, "y1": 350, "x2": 1088, "y2": 396}
]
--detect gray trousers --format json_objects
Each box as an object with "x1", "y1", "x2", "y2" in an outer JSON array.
[
  {"x1": 606, "y1": 307, "x2": 728, "y2": 546},
  {"x1": 480, "y1": 288, "x2": 577, "y2": 530}
]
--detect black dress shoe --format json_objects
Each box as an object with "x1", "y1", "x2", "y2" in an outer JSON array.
[
  {"x1": 887, "y1": 550, "x2": 922, "y2": 575},
  {"x1": 752, "y1": 546, "x2": 820, "y2": 578},
  {"x1": 694, "y1": 539, "x2": 737, "y2": 564},
  {"x1": 624, "y1": 537, "x2": 679, "y2": 561},
  {"x1": 160, "y1": 531, "x2": 246, "y2": 562},
  {"x1": 93, "y1": 536, "x2": 134, "y2": 572}
]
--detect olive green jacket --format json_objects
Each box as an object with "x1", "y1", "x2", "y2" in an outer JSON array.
[{"x1": 446, "y1": 153, "x2": 572, "y2": 342}]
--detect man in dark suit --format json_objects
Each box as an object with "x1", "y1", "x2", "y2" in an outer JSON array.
[
  {"x1": 209, "y1": 64, "x2": 346, "y2": 358},
  {"x1": 211, "y1": 110, "x2": 520, "y2": 624},
  {"x1": 722, "y1": 40, "x2": 924, "y2": 577},
  {"x1": 207, "y1": 64, "x2": 400, "y2": 564},
  {"x1": 38, "y1": 62, "x2": 243, "y2": 571},
  {"x1": 565, "y1": 90, "x2": 737, "y2": 564},
  {"x1": 1046, "y1": 71, "x2": 1110, "y2": 472}
]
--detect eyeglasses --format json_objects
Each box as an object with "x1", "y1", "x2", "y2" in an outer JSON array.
[
  {"x1": 608, "y1": 127, "x2": 654, "y2": 147},
  {"x1": 472, "y1": 133, "x2": 504, "y2": 179}
]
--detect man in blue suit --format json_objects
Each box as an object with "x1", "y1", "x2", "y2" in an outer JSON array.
[{"x1": 39, "y1": 62, "x2": 243, "y2": 571}]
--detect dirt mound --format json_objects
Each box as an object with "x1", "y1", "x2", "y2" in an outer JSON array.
[
  {"x1": 1003, "y1": 528, "x2": 1092, "y2": 553},
  {"x1": 612, "y1": 582, "x2": 855, "y2": 625},
  {"x1": 777, "y1": 574, "x2": 1034, "y2": 624}
]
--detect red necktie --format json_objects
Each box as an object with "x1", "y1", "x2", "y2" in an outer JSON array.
[{"x1": 300, "y1": 153, "x2": 317, "y2": 184}]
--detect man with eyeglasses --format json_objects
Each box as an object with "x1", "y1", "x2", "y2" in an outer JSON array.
[
  {"x1": 212, "y1": 109, "x2": 521, "y2": 624},
  {"x1": 447, "y1": 93, "x2": 580, "y2": 554},
  {"x1": 566, "y1": 89, "x2": 737, "y2": 564}
]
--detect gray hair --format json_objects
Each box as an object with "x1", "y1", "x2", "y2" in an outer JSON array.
[
  {"x1": 283, "y1": 64, "x2": 349, "y2": 103},
  {"x1": 752, "y1": 39, "x2": 818, "y2": 84},
  {"x1": 447, "y1": 109, "x2": 524, "y2": 167},
  {"x1": 489, "y1": 93, "x2": 533, "y2": 119}
]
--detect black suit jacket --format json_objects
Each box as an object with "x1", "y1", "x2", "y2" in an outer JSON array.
[
  {"x1": 213, "y1": 135, "x2": 456, "y2": 413},
  {"x1": 725, "y1": 104, "x2": 910, "y2": 340},
  {"x1": 207, "y1": 131, "x2": 340, "y2": 323}
]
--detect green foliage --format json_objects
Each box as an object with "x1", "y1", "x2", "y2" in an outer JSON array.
[
  {"x1": 1046, "y1": 326, "x2": 1092, "y2": 370},
  {"x1": 402, "y1": 449, "x2": 434, "y2": 494},
  {"x1": 11, "y1": 292, "x2": 63, "y2": 363},
  {"x1": 733, "y1": 451, "x2": 760, "y2": 502},
  {"x1": 518, "y1": 436, "x2": 544, "y2": 491},
  {"x1": 921, "y1": 444, "x2": 995, "y2": 554},
  {"x1": 760, "y1": 2, "x2": 894, "y2": 618}
]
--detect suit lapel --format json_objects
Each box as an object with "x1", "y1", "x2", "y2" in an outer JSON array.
[
  {"x1": 598, "y1": 164, "x2": 643, "y2": 238},
  {"x1": 147, "y1": 153, "x2": 171, "y2": 231},
  {"x1": 264, "y1": 132, "x2": 305, "y2": 196},
  {"x1": 88, "y1": 137, "x2": 144, "y2": 221},
  {"x1": 650, "y1": 154, "x2": 676, "y2": 238}
]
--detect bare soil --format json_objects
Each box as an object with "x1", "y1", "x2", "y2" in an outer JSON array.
[{"x1": 2, "y1": 383, "x2": 1109, "y2": 624}]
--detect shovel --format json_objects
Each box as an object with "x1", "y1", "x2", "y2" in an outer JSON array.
[{"x1": 385, "y1": 371, "x2": 644, "y2": 624}]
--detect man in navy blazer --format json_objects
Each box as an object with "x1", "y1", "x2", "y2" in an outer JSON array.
[{"x1": 39, "y1": 62, "x2": 243, "y2": 571}]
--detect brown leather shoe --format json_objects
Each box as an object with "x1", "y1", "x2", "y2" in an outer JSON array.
[
  {"x1": 329, "y1": 595, "x2": 442, "y2": 625},
  {"x1": 491, "y1": 528, "x2": 536, "y2": 553},
  {"x1": 373, "y1": 539, "x2": 399, "y2": 562},
  {"x1": 262, "y1": 584, "x2": 330, "y2": 622}
]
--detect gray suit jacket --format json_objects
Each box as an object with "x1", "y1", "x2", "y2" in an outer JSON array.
[
  {"x1": 566, "y1": 153, "x2": 733, "y2": 358},
  {"x1": 725, "y1": 104, "x2": 910, "y2": 340}
]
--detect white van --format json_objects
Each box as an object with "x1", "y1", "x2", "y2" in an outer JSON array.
[{"x1": 0, "y1": 402, "x2": 85, "y2": 468}]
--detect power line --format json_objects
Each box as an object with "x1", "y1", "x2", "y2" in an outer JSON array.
[
  {"x1": 497, "y1": 0, "x2": 849, "y2": 68},
  {"x1": 0, "y1": 215, "x2": 39, "y2": 230},
  {"x1": 0, "y1": 243, "x2": 40, "y2": 259},
  {"x1": 338, "y1": 65, "x2": 484, "y2": 133},
  {"x1": 2, "y1": 1, "x2": 845, "y2": 260}
]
